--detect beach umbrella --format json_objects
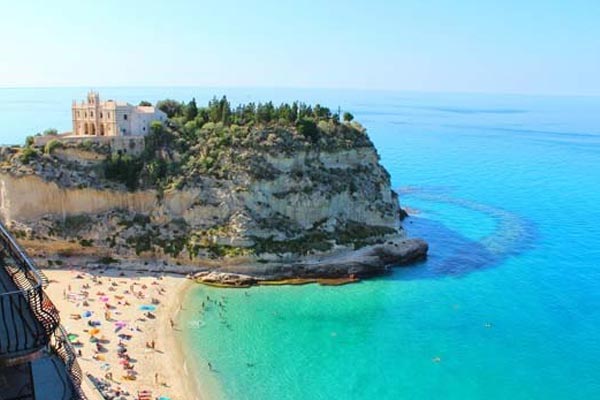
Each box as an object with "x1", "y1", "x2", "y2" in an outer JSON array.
[
  {"x1": 100, "y1": 296, "x2": 110, "y2": 302},
  {"x1": 82, "y1": 310, "x2": 92, "y2": 318},
  {"x1": 89, "y1": 328, "x2": 100, "y2": 336},
  {"x1": 115, "y1": 321, "x2": 127, "y2": 328},
  {"x1": 67, "y1": 334, "x2": 78, "y2": 342}
]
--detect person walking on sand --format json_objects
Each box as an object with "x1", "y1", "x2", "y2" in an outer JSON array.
[{"x1": 169, "y1": 318, "x2": 175, "y2": 329}]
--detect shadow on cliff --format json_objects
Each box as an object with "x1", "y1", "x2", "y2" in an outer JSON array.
[{"x1": 388, "y1": 194, "x2": 537, "y2": 280}]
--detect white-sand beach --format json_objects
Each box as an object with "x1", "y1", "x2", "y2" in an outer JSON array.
[{"x1": 42, "y1": 267, "x2": 201, "y2": 400}]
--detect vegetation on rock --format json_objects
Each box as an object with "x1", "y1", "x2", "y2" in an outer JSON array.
[
  {"x1": 98, "y1": 97, "x2": 370, "y2": 192},
  {"x1": 3, "y1": 96, "x2": 405, "y2": 263}
]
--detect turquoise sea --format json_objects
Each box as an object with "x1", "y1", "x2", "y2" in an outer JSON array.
[{"x1": 2, "y1": 88, "x2": 600, "y2": 399}]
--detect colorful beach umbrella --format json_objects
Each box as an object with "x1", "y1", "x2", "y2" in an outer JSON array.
[{"x1": 89, "y1": 328, "x2": 100, "y2": 336}]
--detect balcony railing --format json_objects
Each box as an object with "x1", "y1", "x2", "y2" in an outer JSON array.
[
  {"x1": 0, "y1": 223, "x2": 60, "y2": 360},
  {"x1": 0, "y1": 285, "x2": 53, "y2": 359},
  {"x1": 51, "y1": 326, "x2": 86, "y2": 400}
]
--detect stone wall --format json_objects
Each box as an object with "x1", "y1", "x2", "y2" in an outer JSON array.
[{"x1": 32, "y1": 135, "x2": 146, "y2": 156}]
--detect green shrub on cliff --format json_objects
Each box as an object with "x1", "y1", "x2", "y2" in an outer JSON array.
[
  {"x1": 56, "y1": 215, "x2": 93, "y2": 236},
  {"x1": 19, "y1": 147, "x2": 39, "y2": 164},
  {"x1": 103, "y1": 153, "x2": 143, "y2": 190},
  {"x1": 44, "y1": 139, "x2": 63, "y2": 154}
]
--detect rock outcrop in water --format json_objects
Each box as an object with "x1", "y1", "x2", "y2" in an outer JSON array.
[{"x1": 0, "y1": 100, "x2": 427, "y2": 282}]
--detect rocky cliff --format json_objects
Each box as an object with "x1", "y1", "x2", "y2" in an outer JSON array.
[{"x1": 0, "y1": 113, "x2": 427, "y2": 281}]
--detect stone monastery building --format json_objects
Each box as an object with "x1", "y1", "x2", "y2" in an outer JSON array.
[{"x1": 72, "y1": 91, "x2": 167, "y2": 137}]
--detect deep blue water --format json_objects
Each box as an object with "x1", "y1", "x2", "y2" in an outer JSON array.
[{"x1": 2, "y1": 88, "x2": 600, "y2": 399}]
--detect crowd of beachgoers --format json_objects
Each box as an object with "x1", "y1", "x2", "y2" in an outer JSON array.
[{"x1": 43, "y1": 267, "x2": 193, "y2": 400}]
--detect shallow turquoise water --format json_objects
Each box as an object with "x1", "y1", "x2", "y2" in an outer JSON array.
[{"x1": 2, "y1": 88, "x2": 600, "y2": 399}]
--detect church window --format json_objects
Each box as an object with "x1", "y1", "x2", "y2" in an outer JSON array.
[{"x1": 124, "y1": 114, "x2": 128, "y2": 120}]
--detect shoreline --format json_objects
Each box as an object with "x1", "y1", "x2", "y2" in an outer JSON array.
[
  {"x1": 175, "y1": 288, "x2": 226, "y2": 400},
  {"x1": 42, "y1": 266, "x2": 204, "y2": 400},
  {"x1": 35, "y1": 237, "x2": 427, "y2": 398}
]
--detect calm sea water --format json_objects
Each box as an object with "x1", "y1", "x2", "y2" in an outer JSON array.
[{"x1": 2, "y1": 88, "x2": 600, "y2": 399}]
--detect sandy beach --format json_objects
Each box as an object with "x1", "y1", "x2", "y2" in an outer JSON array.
[{"x1": 42, "y1": 266, "x2": 199, "y2": 400}]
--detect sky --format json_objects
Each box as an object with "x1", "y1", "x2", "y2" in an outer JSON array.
[{"x1": 1, "y1": 0, "x2": 599, "y2": 95}]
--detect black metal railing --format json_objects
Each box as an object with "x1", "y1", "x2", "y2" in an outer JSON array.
[
  {"x1": 0, "y1": 223, "x2": 86, "y2": 398},
  {"x1": 50, "y1": 326, "x2": 87, "y2": 400},
  {"x1": 0, "y1": 285, "x2": 51, "y2": 357},
  {"x1": 0, "y1": 223, "x2": 60, "y2": 358}
]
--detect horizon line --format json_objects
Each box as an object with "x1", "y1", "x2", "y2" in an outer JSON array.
[{"x1": 0, "y1": 84, "x2": 599, "y2": 99}]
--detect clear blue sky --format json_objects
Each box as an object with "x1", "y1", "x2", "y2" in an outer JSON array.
[{"x1": 1, "y1": 0, "x2": 599, "y2": 95}]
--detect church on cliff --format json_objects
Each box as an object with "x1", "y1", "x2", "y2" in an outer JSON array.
[{"x1": 72, "y1": 91, "x2": 166, "y2": 137}]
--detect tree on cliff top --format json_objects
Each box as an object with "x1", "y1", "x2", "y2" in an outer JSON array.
[
  {"x1": 157, "y1": 99, "x2": 183, "y2": 118},
  {"x1": 185, "y1": 98, "x2": 198, "y2": 121}
]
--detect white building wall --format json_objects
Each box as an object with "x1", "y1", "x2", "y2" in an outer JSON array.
[{"x1": 71, "y1": 93, "x2": 166, "y2": 137}]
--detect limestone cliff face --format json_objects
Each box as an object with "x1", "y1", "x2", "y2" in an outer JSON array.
[
  {"x1": 0, "y1": 124, "x2": 426, "y2": 278},
  {"x1": 0, "y1": 148, "x2": 398, "y2": 231},
  {"x1": 0, "y1": 174, "x2": 157, "y2": 222}
]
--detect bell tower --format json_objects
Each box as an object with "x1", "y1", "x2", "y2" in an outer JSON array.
[
  {"x1": 86, "y1": 91, "x2": 101, "y2": 135},
  {"x1": 87, "y1": 90, "x2": 100, "y2": 105}
]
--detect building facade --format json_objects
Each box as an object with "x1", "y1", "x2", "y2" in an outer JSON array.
[{"x1": 72, "y1": 91, "x2": 167, "y2": 137}]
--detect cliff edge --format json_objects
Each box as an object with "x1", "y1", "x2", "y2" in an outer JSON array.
[{"x1": 0, "y1": 99, "x2": 427, "y2": 282}]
